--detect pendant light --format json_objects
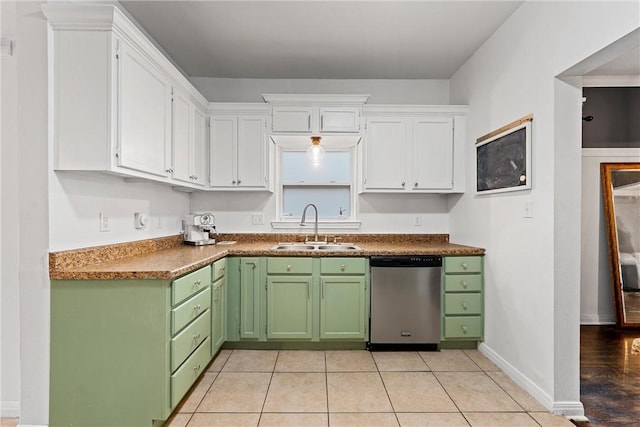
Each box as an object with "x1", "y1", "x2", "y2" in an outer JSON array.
[{"x1": 306, "y1": 136, "x2": 325, "y2": 167}]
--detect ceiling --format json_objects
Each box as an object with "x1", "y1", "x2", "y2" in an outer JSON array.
[{"x1": 119, "y1": 1, "x2": 524, "y2": 79}]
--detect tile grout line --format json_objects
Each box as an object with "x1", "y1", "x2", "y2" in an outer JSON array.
[
  {"x1": 324, "y1": 351, "x2": 330, "y2": 426},
  {"x1": 257, "y1": 350, "x2": 279, "y2": 426}
]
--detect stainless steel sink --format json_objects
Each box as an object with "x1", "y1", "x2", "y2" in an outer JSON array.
[{"x1": 270, "y1": 243, "x2": 362, "y2": 252}]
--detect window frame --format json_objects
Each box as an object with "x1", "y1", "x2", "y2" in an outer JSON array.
[{"x1": 271, "y1": 136, "x2": 361, "y2": 231}]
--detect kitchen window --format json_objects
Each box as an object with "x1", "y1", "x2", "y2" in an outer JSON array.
[{"x1": 272, "y1": 137, "x2": 361, "y2": 230}]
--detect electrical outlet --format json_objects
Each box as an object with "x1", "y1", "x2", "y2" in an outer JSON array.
[
  {"x1": 414, "y1": 216, "x2": 422, "y2": 226},
  {"x1": 252, "y1": 213, "x2": 264, "y2": 225},
  {"x1": 99, "y1": 212, "x2": 110, "y2": 232}
]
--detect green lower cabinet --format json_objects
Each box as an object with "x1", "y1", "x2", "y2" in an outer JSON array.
[
  {"x1": 239, "y1": 257, "x2": 261, "y2": 339},
  {"x1": 320, "y1": 276, "x2": 366, "y2": 340},
  {"x1": 211, "y1": 278, "x2": 226, "y2": 354},
  {"x1": 441, "y1": 255, "x2": 484, "y2": 344},
  {"x1": 267, "y1": 276, "x2": 313, "y2": 339}
]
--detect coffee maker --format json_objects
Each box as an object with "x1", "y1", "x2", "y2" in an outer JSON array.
[{"x1": 183, "y1": 213, "x2": 216, "y2": 246}]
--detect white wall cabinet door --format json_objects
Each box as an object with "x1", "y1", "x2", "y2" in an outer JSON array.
[
  {"x1": 117, "y1": 40, "x2": 172, "y2": 177},
  {"x1": 191, "y1": 107, "x2": 208, "y2": 187},
  {"x1": 412, "y1": 117, "x2": 454, "y2": 191},
  {"x1": 172, "y1": 89, "x2": 208, "y2": 187},
  {"x1": 320, "y1": 107, "x2": 361, "y2": 133},
  {"x1": 363, "y1": 118, "x2": 408, "y2": 191},
  {"x1": 237, "y1": 115, "x2": 267, "y2": 188},
  {"x1": 210, "y1": 114, "x2": 269, "y2": 190},
  {"x1": 210, "y1": 116, "x2": 237, "y2": 188},
  {"x1": 171, "y1": 88, "x2": 193, "y2": 184},
  {"x1": 271, "y1": 107, "x2": 313, "y2": 133}
]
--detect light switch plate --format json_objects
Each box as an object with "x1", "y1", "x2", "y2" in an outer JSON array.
[{"x1": 524, "y1": 200, "x2": 533, "y2": 218}]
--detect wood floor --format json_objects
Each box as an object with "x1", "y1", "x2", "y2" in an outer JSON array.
[{"x1": 580, "y1": 325, "x2": 640, "y2": 426}]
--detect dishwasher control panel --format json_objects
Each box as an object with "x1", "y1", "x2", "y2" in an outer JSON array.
[{"x1": 370, "y1": 255, "x2": 442, "y2": 267}]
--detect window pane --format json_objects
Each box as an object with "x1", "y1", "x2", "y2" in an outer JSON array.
[
  {"x1": 282, "y1": 151, "x2": 351, "y2": 183},
  {"x1": 282, "y1": 186, "x2": 350, "y2": 219}
]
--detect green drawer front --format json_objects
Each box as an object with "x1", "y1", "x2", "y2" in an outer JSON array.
[
  {"x1": 172, "y1": 265, "x2": 212, "y2": 306},
  {"x1": 171, "y1": 310, "x2": 211, "y2": 372},
  {"x1": 171, "y1": 336, "x2": 211, "y2": 409},
  {"x1": 443, "y1": 316, "x2": 483, "y2": 339},
  {"x1": 444, "y1": 293, "x2": 482, "y2": 315},
  {"x1": 443, "y1": 274, "x2": 482, "y2": 292},
  {"x1": 213, "y1": 258, "x2": 226, "y2": 282},
  {"x1": 320, "y1": 258, "x2": 366, "y2": 275},
  {"x1": 267, "y1": 257, "x2": 313, "y2": 275},
  {"x1": 444, "y1": 256, "x2": 482, "y2": 274},
  {"x1": 171, "y1": 287, "x2": 211, "y2": 335}
]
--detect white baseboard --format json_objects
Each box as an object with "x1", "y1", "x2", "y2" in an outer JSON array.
[
  {"x1": 478, "y1": 343, "x2": 584, "y2": 417},
  {"x1": 1, "y1": 401, "x2": 20, "y2": 418},
  {"x1": 580, "y1": 314, "x2": 615, "y2": 325},
  {"x1": 18, "y1": 425, "x2": 48, "y2": 427}
]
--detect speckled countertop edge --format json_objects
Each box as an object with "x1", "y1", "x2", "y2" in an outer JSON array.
[{"x1": 49, "y1": 233, "x2": 485, "y2": 281}]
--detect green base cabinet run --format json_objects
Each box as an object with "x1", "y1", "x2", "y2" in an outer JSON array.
[
  {"x1": 441, "y1": 256, "x2": 484, "y2": 343},
  {"x1": 50, "y1": 264, "x2": 213, "y2": 427},
  {"x1": 211, "y1": 258, "x2": 227, "y2": 355},
  {"x1": 226, "y1": 257, "x2": 369, "y2": 344}
]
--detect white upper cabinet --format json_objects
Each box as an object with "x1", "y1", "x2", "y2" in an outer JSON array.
[
  {"x1": 319, "y1": 107, "x2": 361, "y2": 133},
  {"x1": 271, "y1": 106, "x2": 313, "y2": 133},
  {"x1": 172, "y1": 88, "x2": 208, "y2": 187},
  {"x1": 361, "y1": 106, "x2": 466, "y2": 193},
  {"x1": 117, "y1": 40, "x2": 172, "y2": 177},
  {"x1": 363, "y1": 118, "x2": 409, "y2": 191},
  {"x1": 264, "y1": 94, "x2": 368, "y2": 134},
  {"x1": 209, "y1": 104, "x2": 271, "y2": 191},
  {"x1": 44, "y1": 4, "x2": 208, "y2": 189}
]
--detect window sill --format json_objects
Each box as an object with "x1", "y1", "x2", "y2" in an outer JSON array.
[{"x1": 271, "y1": 220, "x2": 362, "y2": 231}]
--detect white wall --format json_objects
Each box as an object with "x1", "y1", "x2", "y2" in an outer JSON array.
[
  {"x1": 190, "y1": 77, "x2": 450, "y2": 104},
  {"x1": 13, "y1": 2, "x2": 49, "y2": 425},
  {"x1": 190, "y1": 191, "x2": 450, "y2": 235},
  {"x1": 49, "y1": 173, "x2": 189, "y2": 251},
  {"x1": 449, "y1": 0, "x2": 639, "y2": 415},
  {"x1": 581, "y1": 148, "x2": 640, "y2": 325},
  {"x1": 1, "y1": 0, "x2": 21, "y2": 419}
]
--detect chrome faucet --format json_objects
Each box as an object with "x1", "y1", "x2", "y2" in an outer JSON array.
[{"x1": 300, "y1": 203, "x2": 322, "y2": 243}]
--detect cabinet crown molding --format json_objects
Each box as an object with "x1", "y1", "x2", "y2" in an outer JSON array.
[
  {"x1": 262, "y1": 94, "x2": 370, "y2": 105},
  {"x1": 363, "y1": 104, "x2": 468, "y2": 116}
]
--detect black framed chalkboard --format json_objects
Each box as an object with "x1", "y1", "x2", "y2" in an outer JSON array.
[{"x1": 476, "y1": 116, "x2": 532, "y2": 194}]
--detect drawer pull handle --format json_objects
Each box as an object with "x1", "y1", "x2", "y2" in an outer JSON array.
[
  {"x1": 193, "y1": 364, "x2": 201, "y2": 373},
  {"x1": 461, "y1": 325, "x2": 468, "y2": 334},
  {"x1": 461, "y1": 262, "x2": 468, "y2": 270},
  {"x1": 194, "y1": 304, "x2": 202, "y2": 312},
  {"x1": 321, "y1": 279, "x2": 325, "y2": 299},
  {"x1": 461, "y1": 302, "x2": 468, "y2": 310},
  {"x1": 193, "y1": 333, "x2": 201, "y2": 341},
  {"x1": 307, "y1": 280, "x2": 311, "y2": 299},
  {"x1": 461, "y1": 280, "x2": 468, "y2": 289},
  {"x1": 220, "y1": 267, "x2": 225, "y2": 274},
  {"x1": 341, "y1": 264, "x2": 346, "y2": 272},
  {"x1": 287, "y1": 264, "x2": 291, "y2": 272}
]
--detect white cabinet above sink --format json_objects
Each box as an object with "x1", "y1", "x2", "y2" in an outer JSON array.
[{"x1": 264, "y1": 94, "x2": 369, "y2": 134}]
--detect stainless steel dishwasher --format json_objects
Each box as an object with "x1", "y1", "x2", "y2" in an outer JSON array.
[{"x1": 368, "y1": 255, "x2": 442, "y2": 350}]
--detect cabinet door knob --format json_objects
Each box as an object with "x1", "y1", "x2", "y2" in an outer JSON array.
[
  {"x1": 341, "y1": 264, "x2": 346, "y2": 272},
  {"x1": 461, "y1": 302, "x2": 468, "y2": 310},
  {"x1": 461, "y1": 280, "x2": 468, "y2": 289},
  {"x1": 461, "y1": 262, "x2": 468, "y2": 270},
  {"x1": 232, "y1": 180, "x2": 236, "y2": 184},
  {"x1": 287, "y1": 264, "x2": 291, "y2": 272},
  {"x1": 461, "y1": 325, "x2": 468, "y2": 333},
  {"x1": 237, "y1": 179, "x2": 241, "y2": 184},
  {"x1": 401, "y1": 181, "x2": 405, "y2": 187},
  {"x1": 414, "y1": 182, "x2": 418, "y2": 187}
]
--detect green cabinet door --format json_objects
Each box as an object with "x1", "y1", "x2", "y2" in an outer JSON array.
[
  {"x1": 212, "y1": 278, "x2": 226, "y2": 354},
  {"x1": 320, "y1": 276, "x2": 366, "y2": 340},
  {"x1": 266, "y1": 276, "x2": 313, "y2": 340},
  {"x1": 240, "y1": 257, "x2": 261, "y2": 339}
]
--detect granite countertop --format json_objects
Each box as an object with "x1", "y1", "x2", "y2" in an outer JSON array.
[{"x1": 49, "y1": 234, "x2": 485, "y2": 280}]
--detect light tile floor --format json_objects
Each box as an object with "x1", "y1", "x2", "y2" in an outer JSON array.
[{"x1": 167, "y1": 349, "x2": 573, "y2": 427}]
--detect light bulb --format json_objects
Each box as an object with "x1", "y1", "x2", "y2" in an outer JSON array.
[{"x1": 306, "y1": 136, "x2": 325, "y2": 167}]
